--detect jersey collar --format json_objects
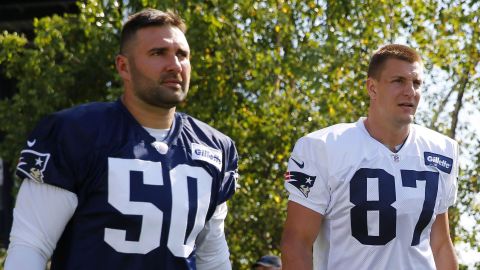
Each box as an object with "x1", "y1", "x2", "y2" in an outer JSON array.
[
  {"x1": 115, "y1": 99, "x2": 183, "y2": 147},
  {"x1": 357, "y1": 117, "x2": 416, "y2": 156}
]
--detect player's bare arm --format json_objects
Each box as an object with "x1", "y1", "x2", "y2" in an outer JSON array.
[
  {"x1": 281, "y1": 201, "x2": 323, "y2": 270},
  {"x1": 430, "y1": 212, "x2": 459, "y2": 270}
]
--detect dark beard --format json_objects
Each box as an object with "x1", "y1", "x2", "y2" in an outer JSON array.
[
  {"x1": 130, "y1": 68, "x2": 188, "y2": 109},
  {"x1": 133, "y1": 83, "x2": 186, "y2": 109}
]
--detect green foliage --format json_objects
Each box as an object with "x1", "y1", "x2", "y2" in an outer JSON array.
[
  {"x1": 0, "y1": 247, "x2": 5, "y2": 268},
  {"x1": 0, "y1": 0, "x2": 122, "y2": 170},
  {"x1": 0, "y1": 0, "x2": 479, "y2": 269}
]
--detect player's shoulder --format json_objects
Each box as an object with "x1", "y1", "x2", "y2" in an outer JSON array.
[
  {"x1": 411, "y1": 124, "x2": 458, "y2": 148},
  {"x1": 39, "y1": 101, "x2": 121, "y2": 134},
  {"x1": 177, "y1": 112, "x2": 235, "y2": 145},
  {"x1": 411, "y1": 124, "x2": 458, "y2": 175},
  {"x1": 298, "y1": 121, "x2": 361, "y2": 147},
  {"x1": 52, "y1": 101, "x2": 119, "y2": 126},
  {"x1": 30, "y1": 101, "x2": 122, "y2": 147},
  {"x1": 292, "y1": 121, "x2": 365, "y2": 162}
]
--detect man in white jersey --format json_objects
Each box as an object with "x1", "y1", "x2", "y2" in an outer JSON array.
[{"x1": 281, "y1": 44, "x2": 458, "y2": 270}]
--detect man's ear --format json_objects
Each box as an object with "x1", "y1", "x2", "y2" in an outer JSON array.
[
  {"x1": 116, "y1": 54, "x2": 131, "y2": 81},
  {"x1": 366, "y1": 77, "x2": 377, "y2": 99}
]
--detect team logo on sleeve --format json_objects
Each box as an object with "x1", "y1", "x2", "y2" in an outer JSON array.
[
  {"x1": 424, "y1": 152, "x2": 453, "y2": 174},
  {"x1": 285, "y1": 171, "x2": 316, "y2": 198},
  {"x1": 191, "y1": 143, "x2": 223, "y2": 171},
  {"x1": 17, "y1": 149, "x2": 51, "y2": 183}
]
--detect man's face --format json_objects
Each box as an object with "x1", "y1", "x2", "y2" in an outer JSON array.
[
  {"x1": 367, "y1": 58, "x2": 423, "y2": 127},
  {"x1": 124, "y1": 25, "x2": 191, "y2": 109}
]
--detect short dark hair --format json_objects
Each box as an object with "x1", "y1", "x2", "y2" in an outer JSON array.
[
  {"x1": 119, "y1": 9, "x2": 186, "y2": 54},
  {"x1": 367, "y1": 44, "x2": 422, "y2": 79}
]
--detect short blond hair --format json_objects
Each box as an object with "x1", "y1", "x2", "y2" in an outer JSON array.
[{"x1": 367, "y1": 44, "x2": 422, "y2": 79}]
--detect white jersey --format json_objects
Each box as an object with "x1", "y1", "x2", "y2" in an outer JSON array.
[{"x1": 285, "y1": 118, "x2": 458, "y2": 270}]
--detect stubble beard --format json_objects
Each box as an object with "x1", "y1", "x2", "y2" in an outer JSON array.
[
  {"x1": 134, "y1": 83, "x2": 187, "y2": 109},
  {"x1": 393, "y1": 112, "x2": 415, "y2": 128},
  {"x1": 131, "y1": 71, "x2": 189, "y2": 109}
]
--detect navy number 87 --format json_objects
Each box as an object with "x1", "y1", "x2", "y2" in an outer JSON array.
[{"x1": 350, "y1": 168, "x2": 439, "y2": 246}]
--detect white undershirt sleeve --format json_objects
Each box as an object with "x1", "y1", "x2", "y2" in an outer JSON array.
[
  {"x1": 4, "y1": 180, "x2": 78, "y2": 270},
  {"x1": 195, "y1": 202, "x2": 232, "y2": 270}
]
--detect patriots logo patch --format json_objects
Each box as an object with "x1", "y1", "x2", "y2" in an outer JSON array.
[
  {"x1": 285, "y1": 171, "x2": 316, "y2": 198},
  {"x1": 424, "y1": 152, "x2": 453, "y2": 174},
  {"x1": 17, "y1": 149, "x2": 51, "y2": 183}
]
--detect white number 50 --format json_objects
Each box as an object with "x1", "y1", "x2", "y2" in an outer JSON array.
[{"x1": 104, "y1": 158, "x2": 212, "y2": 256}]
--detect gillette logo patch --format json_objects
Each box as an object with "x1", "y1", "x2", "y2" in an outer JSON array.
[
  {"x1": 424, "y1": 152, "x2": 453, "y2": 174},
  {"x1": 191, "y1": 143, "x2": 222, "y2": 171}
]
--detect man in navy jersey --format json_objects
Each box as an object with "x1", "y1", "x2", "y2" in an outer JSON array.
[
  {"x1": 5, "y1": 9, "x2": 238, "y2": 270},
  {"x1": 281, "y1": 44, "x2": 458, "y2": 270}
]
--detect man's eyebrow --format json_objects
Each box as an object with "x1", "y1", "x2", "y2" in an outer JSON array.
[
  {"x1": 147, "y1": 47, "x2": 189, "y2": 55},
  {"x1": 147, "y1": 47, "x2": 168, "y2": 54},
  {"x1": 177, "y1": 48, "x2": 189, "y2": 55},
  {"x1": 389, "y1": 73, "x2": 420, "y2": 78},
  {"x1": 389, "y1": 75, "x2": 423, "y2": 83}
]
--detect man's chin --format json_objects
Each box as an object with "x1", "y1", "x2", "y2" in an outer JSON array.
[
  {"x1": 398, "y1": 115, "x2": 415, "y2": 125},
  {"x1": 151, "y1": 100, "x2": 182, "y2": 109},
  {"x1": 408, "y1": 114, "x2": 416, "y2": 122},
  {"x1": 150, "y1": 96, "x2": 187, "y2": 109}
]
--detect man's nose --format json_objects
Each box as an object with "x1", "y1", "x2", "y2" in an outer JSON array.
[
  {"x1": 404, "y1": 81, "x2": 416, "y2": 96},
  {"x1": 165, "y1": 55, "x2": 182, "y2": 72}
]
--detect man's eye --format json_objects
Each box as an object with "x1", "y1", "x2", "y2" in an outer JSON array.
[
  {"x1": 176, "y1": 51, "x2": 188, "y2": 58},
  {"x1": 150, "y1": 49, "x2": 166, "y2": 56}
]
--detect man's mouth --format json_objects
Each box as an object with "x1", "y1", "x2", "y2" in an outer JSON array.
[
  {"x1": 162, "y1": 79, "x2": 182, "y2": 88},
  {"x1": 398, "y1": 102, "x2": 414, "y2": 108},
  {"x1": 163, "y1": 79, "x2": 181, "y2": 84}
]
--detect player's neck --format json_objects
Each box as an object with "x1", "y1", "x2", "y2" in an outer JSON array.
[
  {"x1": 121, "y1": 94, "x2": 175, "y2": 129},
  {"x1": 364, "y1": 116, "x2": 410, "y2": 152}
]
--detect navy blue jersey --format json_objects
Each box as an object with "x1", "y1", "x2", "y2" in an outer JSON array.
[{"x1": 16, "y1": 100, "x2": 238, "y2": 270}]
